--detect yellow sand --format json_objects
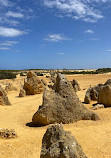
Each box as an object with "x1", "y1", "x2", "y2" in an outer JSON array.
[{"x1": 0, "y1": 74, "x2": 111, "y2": 158}]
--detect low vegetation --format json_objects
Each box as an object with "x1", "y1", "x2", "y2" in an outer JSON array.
[
  {"x1": 61, "y1": 68, "x2": 111, "y2": 75},
  {"x1": 0, "y1": 71, "x2": 17, "y2": 80}
]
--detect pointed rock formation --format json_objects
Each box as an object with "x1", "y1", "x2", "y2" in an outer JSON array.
[
  {"x1": 19, "y1": 88, "x2": 26, "y2": 97},
  {"x1": 0, "y1": 85, "x2": 11, "y2": 106},
  {"x1": 23, "y1": 71, "x2": 44, "y2": 95},
  {"x1": 40, "y1": 124, "x2": 87, "y2": 158},
  {"x1": 32, "y1": 74, "x2": 99, "y2": 126},
  {"x1": 71, "y1": 79, "x2": 81, "y2": 92}
]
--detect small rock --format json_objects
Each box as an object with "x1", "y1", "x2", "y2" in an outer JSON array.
[
  {"x1": 19, "y1": 89, "x2": 26, "y2": 97},
  {"x1": 0, "y1": 128, "x2": 17, "y2": 139},
  {"x1": 92, "y1": 104, "x2": 104, "y2": 110}
]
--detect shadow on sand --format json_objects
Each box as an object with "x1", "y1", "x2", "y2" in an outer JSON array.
[{"x1": 26, "y1": 122, "x2": 46, "y2": 127}]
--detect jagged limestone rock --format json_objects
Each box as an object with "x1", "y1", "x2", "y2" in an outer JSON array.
[
  {"x1": 40, "y1": 124, "x2": 87, "y2": 158},
  {"x1": 23, "y1": 71, "x2": 44, "y2": 95},
  {"x1": 32, "y1": 74, "x2": 99, "y2": 126},
  {"x1": 0, "y1": 85, "x2": 11, "y2": 106}
]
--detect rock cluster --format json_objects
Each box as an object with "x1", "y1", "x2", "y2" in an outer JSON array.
[
  {"x1": 32, "y1": 74, "x2": 99, "y2": 126},
  {"x1": 23, "y1": 71, "x2": 44, "y2": 95},
  {"x1": 0, "y1": 85, "x2": 11, "y2": 106},
  {"x1": 84, "y1": 84, "x2": 103, "y2": 104},
  {"x1": 84, "y1": 78, "x2": 111, "y2": 107},
  {"x1": 40, "y1": 124, "x2": 87, "y2": 158}
]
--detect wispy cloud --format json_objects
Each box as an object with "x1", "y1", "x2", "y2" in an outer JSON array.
[
  {"x1": 44, "y1": 34, "x2": 70, "y2": 42},
  {"x1": 43, "y1": 0, "x2": 110, "y2": 22},
  {"x1": 6, "y1": 11, "x2": 24, "y2": 18},
  {"x1": 0, "y1": 41, "x2": 19, "y2": 46},
  {"x1": 0, "y1": 0, "x2": 12, "y2": 7},
  {"x1": 0, "y1": 26, "x2": 27, "y2": 37},
  {"x1": 57, "y1": 52, "x2": 65, "y2": 55},
  {"x1": 0, "y1": 40, "x2": 20, "y2": 52},
  {"x1": 84, "y1": 29, "x2": 94, "y2": 34},
  {"x1": 106, "y1": 49, "x2": 111, "y2": 52},
  {"x1": 0, "y1": 0, "x2": 35, "y2": 29},
  {"x1": 0, "y1": 47, "x2": 10, "y2": 50}
]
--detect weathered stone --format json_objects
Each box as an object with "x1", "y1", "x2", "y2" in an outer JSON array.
[
  {"x1": 19, "y1": 89, "x2": 26, "y2": 97},
  {"x1": 0, "y1": 85, "x2": 11, "y2": 106},
  {"x1": 92, "y1": 104, "x2": 104, "y2": 110},
  {"x1": 71, "y1": 79, "x2": 81, "y2": 92},
  {"x1": 98, "y1": 85, "x2": 111, "y2": 107},
  {"x1": 84, "y1": 88, "x2": 92, "y2": 104},
  {"x1": 0, "y1": 128, "x2": 17, "y2": 139},
  {"x1": 32, "y1": 74, "x2": 99, "y2": 126},
  {"x1": 23, "y1": 71, "x2": 44, "y2": 95},
  {"x1": 0, "y1": 97, "x2": 4, "y2": 106},
  {"x1": 41, "y1": 79, "x2": 47, "y2": 86},
  {"x1": 104, "y1": 79, "x2": 111, "y2": 86},
  {"x1": 84, "y1": 84, "x2": 103, "y2": 104},
  {"x1": 40, "y1": 124, "x2": 87, "y2": 158}
]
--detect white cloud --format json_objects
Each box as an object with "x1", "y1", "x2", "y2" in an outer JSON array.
[
  {"x1": 106, "y1": 49, "x2": 111, "y2": 52},
  {"x1": 0, "y1": 47, "x2": 10, "y2": 50},
  {"x1": 0, "y1": 41, "x2": 19, "y2": 46},
  {"x1": 0, "y1": 17, "x2": 19, "y2": 26},
  {"x1": 43, "y1": 0, "x2": 109, "y2": 22},
  {"x1": 44, "y1": 34, "x2": 70, "y2": 41},
  {"x1": 84, "y1": 29, "x2": 94, "y2": 34},
  {"x1": 6, "y1": 11, "x2": 24, "y2": 18},
  {"x1": 0, "y1": 0, "x2": 34, "y2": 28},
  {"x1": 0, "y1": 26, "x2": 27, "y2": 37}
]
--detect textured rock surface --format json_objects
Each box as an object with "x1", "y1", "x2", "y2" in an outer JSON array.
[
  {"x1": 41, "y1": 79, "x2": 47, "y2": 86},
  {"x1": 71, "y1": 79, "x2": 81, "y2": 92},
  {"x1": 84, "y1": 84, "x2": 103, "y2": 104},
  {"x1": 32, "y1": 74, "x2": 99, "y2": 125},
  {"x1": 23, "y1": 71, "x2": 44, "y2": 95},
  {"x1": 98, "y1": 85, "x2": 111, "y2": 107},
  {"x1": 92, "y1": 104, "x2": 104, "y2": 110},
  {"x1": 104, "y1": 79, "x2": 111, "y2": 86},
  {"x1": 0, "y1": 128, "x2": 17, "y2": 139},
  {"x1": 0, "y1": 85, "x2": 11, "y2": 106},
  {"x1": 19, "y1": 89, "x2": 26, "y2": 97},
  {"x1": 40, "y1": 124, "x2": 87, "y2": 158}
]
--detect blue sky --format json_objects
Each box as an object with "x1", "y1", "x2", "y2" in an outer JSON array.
[{"x1": 0, "y1": 0, "x2": 111, "y2": 70}]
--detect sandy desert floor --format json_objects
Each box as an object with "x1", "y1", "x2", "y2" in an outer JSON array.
[{"x1": 0, "y1": 74, "x2": 111, "y2": 158}]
